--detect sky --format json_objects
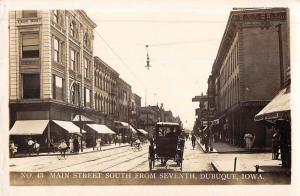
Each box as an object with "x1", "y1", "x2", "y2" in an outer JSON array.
[
  {"x1": 3, "y1": 0, "x2": 299, "y2": 131},
  {"x1": 84, "y1": 2, "x2": 233, "y2": 130}
]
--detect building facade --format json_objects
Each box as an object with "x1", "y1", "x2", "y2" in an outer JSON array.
[
  {"x1": 209, "y1": 8, "x2": 289, "y2": 147},
  {"x1": 9, "y1": 10, "x2": 98, "y2": 127},
  {"x1": 116, "y1": 78, "x2": 132, "y2": 123},
  {"x1": 93, "y1": 56, "x2": 119, "y2": 126}
]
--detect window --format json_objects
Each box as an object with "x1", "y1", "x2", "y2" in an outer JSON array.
[
  {"x1": 22, "y1": 10, "x2": 37, "y2": 18},
  {"x1": 70, "y1": 49, "x2": 76, "y2": 70},
  {"x1": 84, "y1": 88, "x2": 91, "y2": 107},
  {"x1": 83, "y1": 32, "x2": 88, "y2": 47},
  {"x1": 52, "y1": 75, "x2": 64, "y2": 100},
  {"x1": 22, "y1": 33, "x2": 39, "y2": 58},
  {"x1": 53, "y1": 10, "x2": 59, "y2": 23},
  {"x1": 53, "y1": 37, "x2": 60, "y2": 62},
  {"x1": 22, "y1": 74, "x2": 40, "y2": 99},
  {"x1": 70, "y1": 83, "x2": 79, "y2": 105},
  {"x1": 70, "y1": 20, "x2": 76, "y2": 37},
  {"x1": 84, "y1": 58, "x2": 90, "y2": 78}
]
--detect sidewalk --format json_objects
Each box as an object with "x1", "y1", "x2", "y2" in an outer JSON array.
[
  {"x1": 12, "y1": 143, "x2": 130, "y2": 158},
  {"x1": 211, "y1": 158, "x2": 287, "y2": 172},
  {"x1": 196, "y1": 138, "x2": 271, "y2": 153}
]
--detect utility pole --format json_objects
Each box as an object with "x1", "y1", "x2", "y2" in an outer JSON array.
[{"x1": 277, "y1": 23, "x2": 284, "y2": 89}]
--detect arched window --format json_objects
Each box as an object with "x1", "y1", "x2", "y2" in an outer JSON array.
[
  {"x1": 83, "y1": 32, "x2": 89, "y2": 48},
  {"x1": 70, "y1": 20, "x2": 76, "y2": 37}
]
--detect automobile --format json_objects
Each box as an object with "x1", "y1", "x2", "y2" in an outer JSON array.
[{"x1": 148, "y1": 122, "x2": 185, "y2": 171}]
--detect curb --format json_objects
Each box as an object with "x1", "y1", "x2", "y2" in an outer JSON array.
[{"x1": 12, "y1": 144, "x2": 131, "y2": 158}]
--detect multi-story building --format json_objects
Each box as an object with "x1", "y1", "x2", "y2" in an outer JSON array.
[
  {"x1": 9, "y1": 10, "x2": 97, "y2": 124},
  {"x1": 130, "y1": 93, "x2": 141, "y2": 127},
  {"x1": 93, "y1": 56, "x2": 119, "y2": 125},
  {"x1": 209, "y1": 8, "x2": 289, "y2": 147},
  {"x1": 116, "y1": 78, "x2": 132, "y2": 123}
]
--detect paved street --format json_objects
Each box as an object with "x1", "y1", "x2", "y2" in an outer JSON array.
[
  {"x1": 10, "y1": 140, "x2": 213, "y2": 172},
  {"x1": 9, "y1": 140, "x2": 282, "y2": 172}
]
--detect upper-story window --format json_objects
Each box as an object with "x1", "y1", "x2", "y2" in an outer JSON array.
[
  {"x1": 84, "y1": 87, "x2": 91, "y2": 108},
  {"x1": 70, "y1": 20, "x2": 77, "y2": 38},
  {"x1": 22, "y1": 33, "x2": 39, "y2": 59},
  {"x1": 53, "y1": 37, "x2": 60, "y2": 62},
  {"x1": 22, "y1": 10, "x2": 37, "y2": 18},
  {"x1": 70, "y1": 49, "x2": 77, "y2": 71},
  {"x1": 53, "y1": 10, "x2": 59, "y2": 24},
  {"x1": 22, "y1": 74, "x2": 40, "y2": 99},
  {"x1": 84, "y1": 58, "x2": 90, "y2": 78},
  {"x1": 52, "y1": 75, "x2": 64, "y2": 101},
  {"x1": 83, "y1": 32, "x2": 88, "y2": 47}
]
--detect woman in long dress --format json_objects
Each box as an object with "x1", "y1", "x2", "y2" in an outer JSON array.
[
  {"x1": 69, "y1": 136, "x2": 74, "y2": 153},
  {"x1": 73, "y1": 136, "x2": 79, "y2": 153}
]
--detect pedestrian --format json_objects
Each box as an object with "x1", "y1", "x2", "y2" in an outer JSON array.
[
  {"x1": 58, "y1": 139, "x2": 68, "y2": 158},
  {"x1": 69, "y1": 136, "x2": 74, "y2": 153},
  {"x1": 272, "y1": 129, "x2": 280, "y2": 160},
  {"x1": 203, "y1": 133, "x2": 209, "y2": 152},
  {"x1": 33, "y1": 140, "x2": 40, "y2": 155},
  {"x1": 27, "y1": 138, "x2": 34, "y2": 155},
  {"x1": 73, "y1": 136, "x2": 79, "y2": 153},
  {"x1": 244, "y1": 132, "x2": 255, "y2": 152},
  {"x1": 191, "y1": 134, "x2": 196, "y2": 150},
  {"x1": 185, "y1": 134, "x2": 189, "y2": 141},
  {"x1": 9, "y1": 140, "x2": 17, "y2": 158},
  {"x1": 117, "y1": 134, "x2": 122, "y2": 146},
  {"x1": 96, "y1": 136, "x2": 102, "y2": 151}
]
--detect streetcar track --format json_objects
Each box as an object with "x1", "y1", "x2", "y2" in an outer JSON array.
[
  {"x1": 45, "y1": 148, "x2": 134, "y2": 172},
  {"x1": 102, "y1": 151, "x2": 148, "y2": 171},
  {"x1": 58, "y1": 150, "x2": 141, "y2": 171}
]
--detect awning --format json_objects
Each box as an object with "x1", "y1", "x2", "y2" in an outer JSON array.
[
  {"x1": 10, "y1": 120, "x2": 49, "y2": 135},
  {"x1": 129, "y1": 125, "x2": 137, "y2": 134},
  {"x1": 72, "y1": 115, "x2": 94, "y2": 122},
  {"x1": 86, "y1": 124, "x2": 116, "y2": 134},
  {"x1": 114, "y1": 121, "x2": 129, "y2": 127},
  {"x1": 52, "y1": 120, "x2": 86, "y2": 134},
  {"x1": 255, "y1": 87, "x2": 290, "y2": 121},
  {"x1": 137, "y1": 129, "x2": 148, "y2": 135}
]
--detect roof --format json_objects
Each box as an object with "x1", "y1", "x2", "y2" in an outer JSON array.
[
  {"x1": 10, "y1": 120, "x2": 49, "y2": 135},
  {"x1": 53, "y1": 120, "x2": 86, "y2": 133},
  {"x1": 86, "y1": 124, "x2": 115, "y2": 134},
  {"x1": 255, "y1": 86, "x2": 290, "y2": 121}
]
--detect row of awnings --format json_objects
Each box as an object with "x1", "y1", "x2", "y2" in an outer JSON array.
[
  {"x1": 9, "y1": 120, "x2": 149, "y2": 136},
  {"x1": 9, "y1": 120, "x2": 114, "y2": 136}
]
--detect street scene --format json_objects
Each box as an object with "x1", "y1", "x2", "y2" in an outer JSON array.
[{"x1": 7, "y1": 3, "x2": 291, "y2": 185}]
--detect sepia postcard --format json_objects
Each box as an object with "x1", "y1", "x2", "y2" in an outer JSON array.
[{"x1": 1, "y1": 0, "x2": 300, "y2": 195}]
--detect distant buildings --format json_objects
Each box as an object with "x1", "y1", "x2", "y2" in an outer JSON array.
[{"x1": 193, "y1": 8, "x2": 290, "y2": 148}]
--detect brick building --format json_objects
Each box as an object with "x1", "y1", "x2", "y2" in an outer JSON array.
[
  {"x1": 208, "y1": 8, "x2": 289, "y2": 147},
  {"x1": 115, "y1": 78, "x2": 132, "y2": 123},
  {"x1": 93, "y1": 56, "x2": 119, "y2": 126}
]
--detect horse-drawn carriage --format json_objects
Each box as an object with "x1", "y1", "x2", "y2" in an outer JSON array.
[{"x1": 148, "y1": 122, "x2": 185, "y2": 171}]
